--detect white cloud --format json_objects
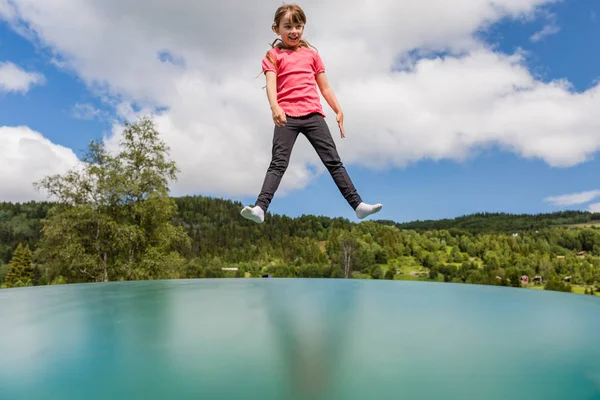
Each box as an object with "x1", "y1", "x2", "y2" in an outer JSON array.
[
  {"x1": 0, "y1": 61, "x2": 45, "y2": 93},
  {"x1": 0, "y1": 0, "x2": 15, "y2": 20},
  {"x1": 530, "y1": 23, "x2": 561, "y2": 42},
  {"x1": 589, "y1": 202, "x2": 600, "y2": 213},
  {"x1": 530, "y1": 11, "x2": 561, "y2": 42},
  {"x1": 2, "y1": 0, "x2": 599, "y2": 202},
  {"x1": 544, "y1": 190, "x2": 600, "y2": 207},
  {"x1": 72, "y1": 102, "x2": 104, "y2": 120},
  {"x1": 0, "y1": 126, "x2": 81, "y2": 202}
]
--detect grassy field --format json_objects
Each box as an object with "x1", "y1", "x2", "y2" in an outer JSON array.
[
  {"x1": 359, "y1": 266, "x2": 599, "y2": 296},
  {"x1": 385, "y1": 257, "x2": 438, "y2": 281},
  {"x1": 382, "y1": 256, "x2": 599, "y2": 296},
  {"x1": 527, "y1": 284, "x2": 599, "y2": 296}
]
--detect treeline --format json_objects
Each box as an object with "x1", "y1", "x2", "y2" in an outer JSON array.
[
  {"x1": 390, "y1": 211, "x2": 600, "y2": 234},
  {"x1": 3, "y1": 194, "x2": 600, "y2": 294},
  {"x1": 0, "y1": 117, "x2": 599, "y2": 295},
  {"x1": 0, "y1": 201, "x2": 49, "y2": 263}
]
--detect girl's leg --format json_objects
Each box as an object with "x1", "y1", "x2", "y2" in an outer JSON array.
[
  {"x1": 302, "y1": 114, "x2": 382, "y2": 219},
  {"x1": 241, "y1": 118, "x2": 300, "y2": 223}
]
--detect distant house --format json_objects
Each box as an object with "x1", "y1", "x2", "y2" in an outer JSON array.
[
  {"x1": 576, "y1": 251, "x2": 587, "y2": 259},
  {"x1": 512, "y1": 233, "x2": 519, "y2": 237},
  {"x1": 222, "y1": 267, "x2": 238, "y2": 271},
  {"x1": 521, "y1": 275, "x2": 529, "y2": 284},
  {"x1": 262, "y1": 274, "x2": 272, "y2": 278},
  {"x1": 564, "y1": 276, "x2": 571, "y2": 282},
  {"x1": 533, "y1": 275, "x2": 543, "y2": 283},
  {"x1": 556, "y1": 255, "x2": 565, "y2": 259}
]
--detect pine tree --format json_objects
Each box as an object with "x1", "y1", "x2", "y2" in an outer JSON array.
[{"x1": 2, "y1": 243, "x2": 34, "y2": 288}]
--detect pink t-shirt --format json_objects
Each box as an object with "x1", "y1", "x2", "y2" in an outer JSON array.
[{"x1": 261, "y1": 46, "x2": 326, "y2": 118}]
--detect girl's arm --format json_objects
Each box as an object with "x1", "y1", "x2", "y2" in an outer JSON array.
[
  {"x1": 316, "y1": 73, "x2": 345, "y2": 138},
  {"x1": 266, "y1": 71, "x2": 286, "y2": 127}
]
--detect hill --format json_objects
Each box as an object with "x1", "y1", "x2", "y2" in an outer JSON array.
[
  {"x1": 385, "y1": 210, "x2": 600, "y2": 234},
  {"x1": 2, "y1": 198, "x2": 599, "y2": 265},
  {"x1": 1, "y1": 196, "x2": 599, "y2": 296}
]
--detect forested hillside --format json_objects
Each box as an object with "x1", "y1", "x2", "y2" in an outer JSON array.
[
  {"x1": 390, "y1": 211, "x2": 600, "y2": 234},
  {"x1": 0, "y1": 117, "x2": 598, "y2": 296},
  {"x1": 1, "y1": 195, "x2": 599, "y2": 294}
]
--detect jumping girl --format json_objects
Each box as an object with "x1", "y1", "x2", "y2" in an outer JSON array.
[{"x1": 241, "y1": 3, "x2": 382, "y2": 224}]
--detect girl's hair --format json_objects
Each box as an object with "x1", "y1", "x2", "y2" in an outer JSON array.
[{"x1": 258, "y1": 3, "x2": 318, "y2": 77}]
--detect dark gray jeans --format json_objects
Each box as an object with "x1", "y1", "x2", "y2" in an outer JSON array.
[{"x1": 255, "y1": 112, "x2": 363, "y2": 212}]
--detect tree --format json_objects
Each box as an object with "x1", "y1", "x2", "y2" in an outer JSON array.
[
  {"x1": 2, "y1": 243, "x2": 35, "y2": 288},
  {"x1": 340, "y1": 231, "x2": 359, "y2": 278},
  {"x1": 450, "y1": 246, "x2": 462, "y2": 262},
  {"x1": 422, "y1": 253, "x2": 438, "y2": 269},
  {"x1": 585, "y1": 287, "x2": 595, "y2": 295},
  {"x1": 33, "y1": 116, "x2": 190, "y2": 283},
  {"x1": 429, "y1": 265, "x2": 439, "y2": 280},
  {"x1": 374, "y1": 248, "x2": 388, "y2": 264},
  {"x1": 371, "y1": 265, "x2": 383, "y2": 279},
  {"x1": 505, "y1": 268, "x2": 522, "y2": 288},
  {"x1": 439, "y1": 264, "x2": 457, "y2": 282},
  {"x1": 483, "y1": 251, "x2": 501, "y2": 272},
  {"x1": 0, "y1": 264, "x2": 7, "y2": 286},
  {"x1": 384, "y1": 268, "x2": 395, "y2": 280},
  {"x1": 544, "y1": 277, "x2": 572, "y2": 293}
]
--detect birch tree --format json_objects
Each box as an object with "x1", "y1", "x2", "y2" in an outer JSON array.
[{"x1": 34, "y1": 116, "x2": 190, "y2": 283}]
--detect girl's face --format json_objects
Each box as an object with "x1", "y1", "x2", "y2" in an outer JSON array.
[{"x1": 275, "y1": 12, "x2": 304, "y2": 49}]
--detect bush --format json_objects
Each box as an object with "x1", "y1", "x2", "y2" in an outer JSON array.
[
  {"x1": 384, "y1": 268, "x2": 395, "y2": 280},
  {"x1": 50, "y1": 275, "x2": 67, "y2": 285},
  {"x1": 328, "y1": 266, "x2": 345, "y2": 279},
  {"x1": 297, "y1": 264, "x2": 326, "y2": 278},
  {"x1": 374, "y1": 249, "x2": 388, "y2": 264},
  {"x1": 544, "y1": 277, "x2": 572, "y2": 293},
  {"x1": 429, "y1": 266, "x2": 439, "y2": 280},
  {"x1": 371, "y1": 265, "x2": 383, "y2": 280}
]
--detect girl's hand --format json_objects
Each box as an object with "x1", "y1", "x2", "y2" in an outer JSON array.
[
  {"x1": 336, "y1": 112, "x2": 345, "y2": 138},
  {"x1": 271, "y1": 105, "x2": 287, "y2": 127}
]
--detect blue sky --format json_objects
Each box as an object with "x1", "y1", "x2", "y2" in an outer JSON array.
[{"x1": 0, "y1": 0, "x2": 598, "y2": 223}]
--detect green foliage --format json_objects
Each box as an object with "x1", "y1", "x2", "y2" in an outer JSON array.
[
  {"x1": 450, "y1": 246, "x2": 463, "y2": 262},
  {"x1": 544, "y1": 277, "x2": 572, "y2": 293},
  {"x1": 392, "y1": 211, "x2": 600, "y2": 234},
  {"x1": 439, "y1": 264, "x2": 456, "y2": 282},
  {"x1": 428, "y1": 265, "x2": 439, "y2": 280},
  {"x1": 370, "y1": 265, "x2": 383, "y2": 279},
  {"x1": 0, "y1": 201, "x2": 51, "y2": 264},
  {"x1": 32, "y1": 116, "x2": 190, "y2": 283},
  {"x1": 2, "y1": 243, "x2": 35, "y2": 288},
  {"x1": 0, "y1": 263, "x2": 7, "y2": 286},
  {"x1": 50, "y1": 275, "x2": 68, "y2": 285},
  {"x1": 384, "y1": 268, "x2": 395, "y2": 280}
]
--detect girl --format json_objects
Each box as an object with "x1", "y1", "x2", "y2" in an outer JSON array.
[{"x1": 241, "y1": 3, "x2": 382, "y2": 224}]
